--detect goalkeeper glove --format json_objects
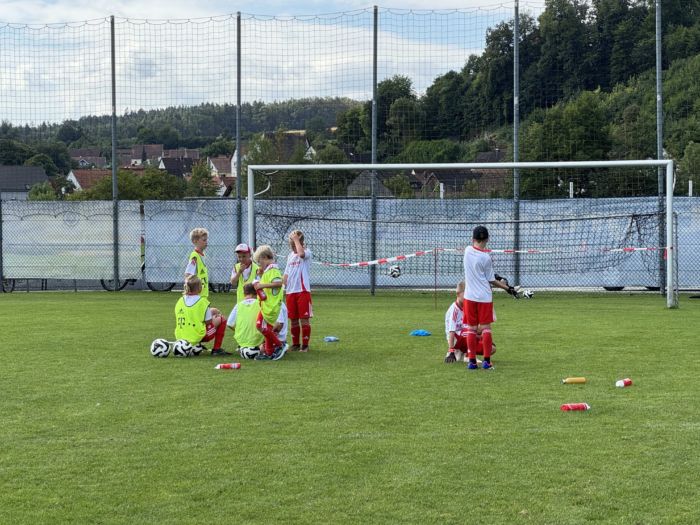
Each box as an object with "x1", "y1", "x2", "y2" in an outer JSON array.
[
  {"x1": 495, "y1": 273, "x2": 509, "y2": 286},
  {"x1": 507, "y1": 285, "x2": 521, "y2": 299},
  {"x1": 444, "y1": 351, "x2": 457, "y2": 364}
]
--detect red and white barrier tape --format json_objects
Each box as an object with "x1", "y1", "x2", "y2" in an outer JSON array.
[{"x1": 314, "y1": 246, "x2": 668, "y2": 268}]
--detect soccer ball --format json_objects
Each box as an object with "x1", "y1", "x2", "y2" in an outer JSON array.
[
  {"x1": 191, "y1": 344, "x2": 205, "y2": 356},
  {"x1": 388, "y1": 265, "x2": 401, "y2": 278},
  {"x1": 239, "y1": 346, "x2": 260, "y2": 360},
  {"x1": 522, "y1": 289, "x2": 534, "y2": 299},
  {"x1": 172, "y1": 339, "x2": 193, "y2": 358},
  {"x1": 150, "y1": 338, "x2": 170, "y2": 358}
]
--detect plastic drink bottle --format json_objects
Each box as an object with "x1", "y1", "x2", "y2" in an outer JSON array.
[
  {"x1": 323, "y1": 336, "x2": 339, "y2": 342},
  {"x1": 615, "y1": 378, "x2": 632, "y2": 388},
  {"x1": 215, "y1": 363, "x2": 241, "y2": 370},
  {"x1": 562, "y1": 377, "x2": 586, "y2": 384},
  {"x1": 256, "y1": 287, "x2": 267, "y2": 301},
  {"x1": 560, "y1": 403, "x2": 591, "y2": 411}
]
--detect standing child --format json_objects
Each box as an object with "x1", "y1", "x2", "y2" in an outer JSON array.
[
  {"x1": 230, "y1": 243, "x2": 259, "y2": 305},
  {"x1": 283, "y1": 230, "x2": 313, "y2": 352},
  {"x1": 226, "y1": 283, "x2": 265, "y2": 353},
  {"x1": 444, "y1": 280, "x2": 496, "y2": 363},
  {"x1": 184, "y1": 227, "x2": 210, "y2": 299},
  {"x1": 462, "y1": 226, "x2": 515, "y2": 370},
  {"x1": 175, "y1": 275, "x2": 230, "y2": 356},
  {"x1": 253, "y1": 244, "x2": 287, "y2": 360}
]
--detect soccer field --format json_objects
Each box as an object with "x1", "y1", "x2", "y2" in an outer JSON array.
[{"x1": 1, "y1": 291, "x2": 698, "y2": 524}]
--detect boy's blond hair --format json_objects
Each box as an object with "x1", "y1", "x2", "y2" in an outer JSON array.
[
  {"x1": 290, "y1": 229, "x2": 305, "y2": 245},
  {"x1": 456, "y1": 280, "x2": 465, "y2": 294},
  {"x1": 184, "y1": 275, "x2": 202, "y2": 295},
  {"x1": 253, "y1": 244, "x2": 275, "y2": 263},
  {"x1": 190, "y1": 227, "x2": 209, "y2": 243}
]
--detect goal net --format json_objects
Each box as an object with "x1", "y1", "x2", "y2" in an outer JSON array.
[{"x1": 246, "y1": 161, "x2": 678, "y2": 307}]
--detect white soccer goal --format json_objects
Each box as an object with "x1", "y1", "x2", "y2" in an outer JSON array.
[{"x1": 247, "y1": 160, "x2": 677, "y2": 308}]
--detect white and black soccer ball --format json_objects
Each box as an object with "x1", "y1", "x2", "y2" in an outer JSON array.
[
  {"x1": 150, "y1": 338, "x2": 170, "y2": 358},
  {"x1": 191, "y1": 344, "x2": 205, "y2": 356},
  {"x1": 239, "y1": 346, "x2": 260, "y2": 360},
  {"x1": 172, "y1": 339, "x2": 193, "y2": 358},
  {"x1": 388, "y1": 265, "x2": 401, "y2": 278}
]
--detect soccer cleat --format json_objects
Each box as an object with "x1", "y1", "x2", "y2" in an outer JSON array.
[
  {"x1": 289, "y1": 344, "x2": 301, "y2": 352},
  {"x1": 467, "y1": 361, "x2": 479, "y2": 370},
  {"x1": 299, "y1": 346, "x2": 309, "y2": 353},
  {"x1": 444, "y1": 352, "x2": 457, "y2": 364},
  {"x1": 211, "y1": 348, "x2": 231, "y2": 356},
  {"x1": 255, "y1": 352, "x2": 274, "y2": 361},
  {"x1": 482, "y1": 361, "x2": 494, "y2": 370},
  {"x1": 272, "y1": 343, "x2": 288, "y2": 361}
]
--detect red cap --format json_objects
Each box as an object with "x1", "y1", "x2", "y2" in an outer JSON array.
[{"x1": 235, "y1": 243, "x2": 251, "y2": 253}]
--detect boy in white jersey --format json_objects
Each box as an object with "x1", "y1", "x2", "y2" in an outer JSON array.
[
  {"x1": 444, "y1": 280, "x2": 496, "y2": 363},
  {"x1": 283, "y1": 230, "x2": 313, "y2": 352},
  {"x1": 463, "y1": 226, "x2": 516, "y2": 370}
]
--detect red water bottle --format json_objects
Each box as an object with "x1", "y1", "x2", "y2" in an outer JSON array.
[
  {"x1": 560, "y1": 403, "x2": 591, "y2": 411},
  {"x1": 615, "y1": 378, "x2": 632, "y2": 388},
  {"x1": 215, "y1": 363, "x2": 241, "y2": 370},
  {"x1": 254, "y1": 281, "x2": 267, "y2": 301}
]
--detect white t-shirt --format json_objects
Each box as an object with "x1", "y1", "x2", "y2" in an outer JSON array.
[
  {"x1": 463, "y1": 245, "x2": 495, "y2": 303},
  {"x1": 230, "y1": 264, "x2": 254, "y2": 281},
  {"x1": 183, "y1": 294, "x2": 212, "y2": 321},
  {"x1": 284, "y1": 248, "x2": 312, "y2": 294},
  {"x1": 276, "y1": 303, "x2": 288, "y2": 341},
  {"x1": 444, "y1": 301, "x2": 463, "y2": 342}
]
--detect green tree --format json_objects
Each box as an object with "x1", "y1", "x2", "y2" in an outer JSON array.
[
  {"x1": 27, "y1": 181, "x2": 57, "y2": 201},
  {"x1": 201, "y1": 135, "x2": 235, "y2": 158},
  {"x1": 305, "y1": 116, "x2": 327, "y2": 144},
  {"x1": 186, "y1": 161, "x2": 219, "y2": 197},
  {"x1": 35, "y1": 142, "x2": 72, "y2": 174},
  {"x1": 391, "y1": 140, "x2": 465, "y2": 164},
  {"x1": 75, "y1": 170, "x2": 144, "y2": 200},
  {"x1": 0, "y1": 139, "x2": 35, "y2": 165},
  {"x1": 56, "y1": 120, "x2": 83, "y2": 144},
  {"x1": 24, "y1": 153, "x2": 59, "y2": 177},
  {"x1": 141, "y1": 167, "x2": 187, "y2": 200},
  {"x1": 383, "y1": 174, "x2": 414, "y2": 198},
  {"x1": 677, "y1": 142, "x2": 700, "y2": 195}
]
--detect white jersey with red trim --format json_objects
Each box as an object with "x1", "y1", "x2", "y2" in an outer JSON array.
[
  {"x1": 463, "y1": 245, "x2": 495, "y2": 303},
  {"x1": 284, "y1": 248, "x2": 312, "y2": 294},
  {"x1": 444, "y1": 301, "x2": 463, "y2": 342}
]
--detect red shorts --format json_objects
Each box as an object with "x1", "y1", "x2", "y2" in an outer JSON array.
[
  {"x1": 286, "y1": 291, "x2": 313, "y2": 319},
  {"x1": 463, "y1": 300, "x2": 495, "y2": 326}
]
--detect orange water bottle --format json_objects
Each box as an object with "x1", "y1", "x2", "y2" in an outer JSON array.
[{"x1": 562, "y1": 377, "x2": 586, "y2": 384}]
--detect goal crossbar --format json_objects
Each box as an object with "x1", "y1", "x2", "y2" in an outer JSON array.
[{"x1": 247, "y1": 160, "x2": 676, "y2": 308}]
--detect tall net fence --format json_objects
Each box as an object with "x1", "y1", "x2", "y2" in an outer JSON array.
[{"x1": 1, "y1": 4, "x2": 699, "y2": 295}]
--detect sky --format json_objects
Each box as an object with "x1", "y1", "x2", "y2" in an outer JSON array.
[
  {"x1": 0, "y1": 1, "x2": 545, "y2": 125},
  {"x1": 0, "y1": 1, "x2": 526, "y2": 23}
]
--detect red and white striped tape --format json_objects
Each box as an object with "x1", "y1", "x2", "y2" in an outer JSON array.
[{"x1": 313, "y1": 245, "x2": 668, "y2": 268}]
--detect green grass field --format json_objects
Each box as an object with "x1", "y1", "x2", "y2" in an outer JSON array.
[{"x1": 1, "y1": 291, "x2": 698, "y2": 524}]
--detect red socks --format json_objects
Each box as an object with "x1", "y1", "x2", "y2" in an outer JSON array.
[
  {"x1": 301, "y1": 323, "x2": 311, "y2": 347},
  {"x1": 466, "y1": 329, "x2": 478, "y2": 361},
  {"x1": 481, "y1": 329, "x2": 493, "y2": 359},
  {"x1": 291, "y1": 323, "x2": 301, "y2": 347},
  {"x1": 256, "y1": 312, "x2": 281, "y2": 355}
]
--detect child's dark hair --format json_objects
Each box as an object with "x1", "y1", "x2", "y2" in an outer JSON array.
[
  {"x1": 473, "y1": 225, "x2": 489, "y2": 241},
  {"x1": 243, "y1": 283, "x2": 256, "y2": 296}
]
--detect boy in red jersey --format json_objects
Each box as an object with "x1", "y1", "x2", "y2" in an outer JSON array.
[
  {"x1": 283, "y1": 230, "x2": 313, "y2": 352},
  {"x1": 462, "y1": 226, "x2": 516, "y2": 370}
]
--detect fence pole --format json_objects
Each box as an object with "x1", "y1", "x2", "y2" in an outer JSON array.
[
  {"x1": 655, "y1": 0, "x2": 665, "y2": 295},
  {"x1": 110, "y1": 15, "x2": 120, "y2": 291},
  {"x1": 236, "y1": 12, "x2": 242, "y2": 245},
  {"x1": 513, "y1": 0, "x2": 521, "y2": 286},
  {"x1": 370, "y1": 5, "x2": 378, "y2": 296}
]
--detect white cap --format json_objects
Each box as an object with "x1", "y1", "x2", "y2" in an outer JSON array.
[{"x1": 235, "y1": 243, "x2": 251, "y2": 253}]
